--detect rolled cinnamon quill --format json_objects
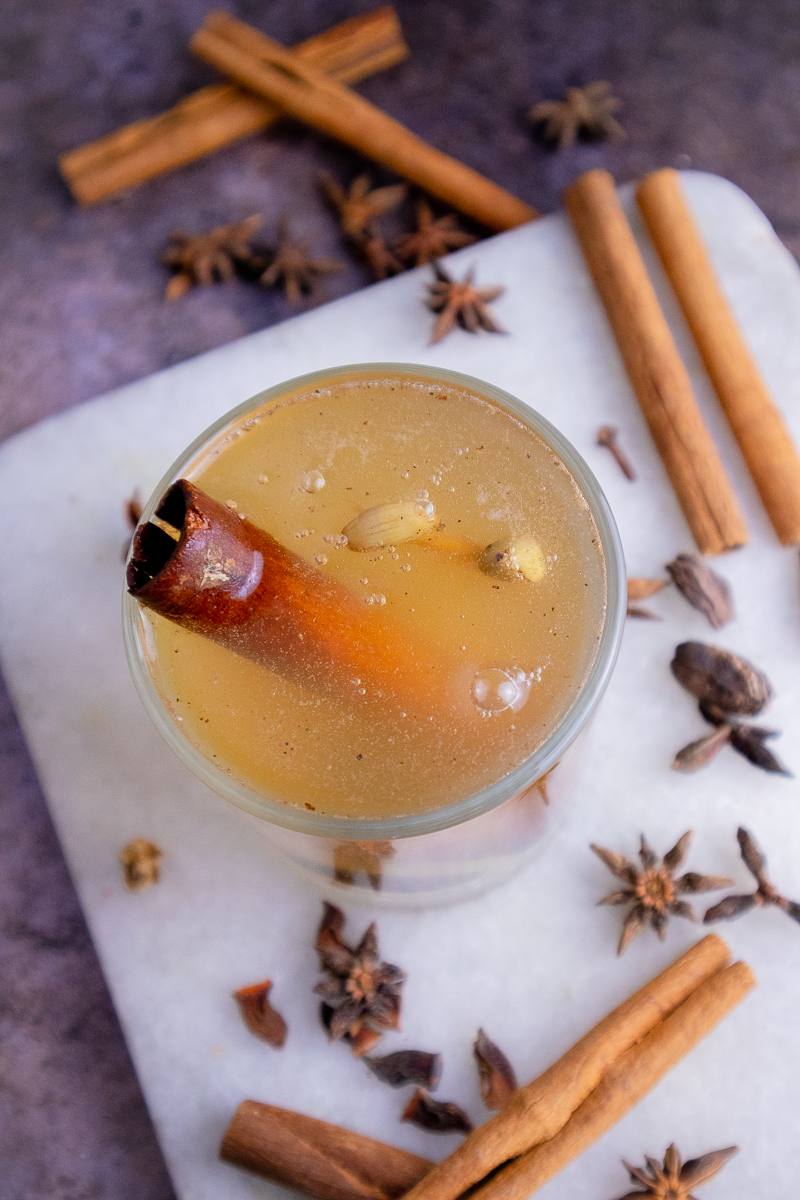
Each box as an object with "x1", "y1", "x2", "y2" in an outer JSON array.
[
  {"x1": 220, "y1": 1101, "x2": 432, "y2": 1200},
  {"x1": 637, "y1": 168, "x2": 800, "y2": 545},
  {"x1": 191, "y1": 12, "x2": 538, "y2": 232},
  {"x1": 470, "y1": 960, "x2": 755, "y2": 1200},
  {"x1": 400, "y1": 934, "x2": 730, "y2": 1200},
  {"x1": 564, "y1": 169, "x2": 748, "y2": 555},
  {"x1": 127, "y1": 480, "x2": 456, "y2": 713},
  {"x1": 59, "y1": 7, "x2": 409, "y2": 205}
]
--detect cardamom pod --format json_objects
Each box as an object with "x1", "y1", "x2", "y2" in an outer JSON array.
[
  {"x1": 671, "y1": 642, "x2": 772, "y2": 716},
  {"x1": 666, "y1": 553, "x2": 733, "y2": 628},
  {"x1": 341, "y1": 500, "x2": 436, "y2": 550},
  {"x1": 479, "y1": 536, "x2": 546, "y2": 582}
]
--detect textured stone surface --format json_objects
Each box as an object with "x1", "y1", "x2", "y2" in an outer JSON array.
[{"x1": 3, "y1": 2, "x2": 800, "y2": 1197}]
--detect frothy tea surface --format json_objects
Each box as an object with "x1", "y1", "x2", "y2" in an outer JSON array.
[{"x1": 143, "y1": 374, "x2": 607, "y2": 818}]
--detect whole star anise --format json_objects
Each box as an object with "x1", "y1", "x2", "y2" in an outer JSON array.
[
  {"x1": 529, "y1": 81, "x2": 624, "y2": 150},
  {"x1": 314, "y1": 902, "x2": 405, "y2": 1057},
  {"x1": 704, "y1": 826, "x2": 800, "y2": 925},
  {"x1": 396, "y1": 198, "x2": 477, "y2": 267},
  {"x1": 361, "y1": 233, "x2": 405, "y2": 281},
  {"x1": 614, "y1": 1143, "x2": 738, "y2": 1200},
  {"x1": 319, "y1": 171, "x2": 407, "y2": 241},
  {"x1": 257, "y1": 218, "x2": 344, "y2": 303},
  {"x1": 591, "y1": 832, "x2": 733, "y2": 955},
  {"x1": 426, "y1": 263, "x2": 505, "y2": 345},
  {"x1": 161, "y1": 214, "x2": 261, "y2": 300}
]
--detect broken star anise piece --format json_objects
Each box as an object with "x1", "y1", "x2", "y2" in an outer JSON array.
[
  {"x1": 591, "y1": 832, "x2": 733, "y2": 955},
  {"x1": 161, "y1": 214, "x2": 261, "y2": 300},
  {"x1": 314, "y1": 902, "x2": 405, "y2": 1057},
  {"x1": 396, "y1": 198, "x2": 477, "y2": 267},
  {"x1": 318, "y1": 172, "x2": 407, "y2": 241},
  {"x1": 704, "y1": 827, "x2": 800, "y2": 925},
  {"x1": 672, "y1": 725, "x2": 732, "y2": 773},
  {"x1": 257, "y1": 218, "x2": 344, "y2": 303},
  {"x1": 473, "y1": 1029, "x2": 517, "y2": 1109},
  {"x1": 728, "y1": 724, "x2": 791, "y2": 775},
  {"x1": 666, "y1": 554, "x2": 733, "y2": 629},
  {"x1": 426, "y1": 263, "x2": 505, "y2": 345},
  {"x1": 233, "y1": 979, "x2": 287, "y2": 1049},
  {"x1": 360, "y1": 233, "x2": 405, "y2": 282},
  {"x1": 364, "y1": 1050, "x2": 441, "y2": 1089},
  {"x1": 529, "y1": 81, "x2": 624, "y2": 150},
  {"x1": 333, "y1": 839, "x2": 395, "y2": 891},
  {"x1": 401, "y1": 1089, "x2": 473, "y2": 1134},
  {"x1": 614, "y1": 1142, "x2": 738, "y2": 1200}
]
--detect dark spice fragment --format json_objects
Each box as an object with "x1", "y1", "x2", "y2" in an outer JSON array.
[
  {"x1": 592, "y1": 832, "x2": 733, "y2": 955},
  {"x1": 364, "y1": 1050, "x2": 441, "y2": 1089},
  {"x1": 671, "y1": 642, "x2": 771, "y2": 715},
  {"x1": 233, "y1": 980, "x2": 287, "y2": 1049},
  {"x1": 705, "y1": 827, "x2": 800, "y2": 925},
  {"x1": 666, "y1": 554, "x2": 733, "y2": 628},
  {"x1": 598, "y1": 426, "x2": 636, "y2": 481},
  {"x1": 401, "y1": 1089, "x2": 472, "y2": 1134},
  {"x1": 473, "y1": 1029, "x2": 517, "y2": 1109},
  {"x1": 119, "y1": 838, "x2": 162, "y2": 892},
  {"x1": 728, "y1": 725, "x2": 791, "y2": 775},
  {"x1": 614, "y1": 1142, "x2": 738, "y2": 1200},
  {"x1": 314, "y1": 903, "x2": 405, "y2": 1057}
]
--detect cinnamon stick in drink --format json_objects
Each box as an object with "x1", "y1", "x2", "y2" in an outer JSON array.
[
  {"x1": 637, "y1": 168, "x2": 800, "y2": 545},
  {"x1": 400, "y1": 934, "x2": 730, "y2": 1200},
  {"x1": 564, "y1": 169, "x2": 748, "y2": 555},
  {"x1": 59, "y1": 7, "x2": 408, "y2": 205},
  {"x1": 220, "y1": 1101, "x2": 432, "y2": 1200},
  {"x1": 127, "y1": 480, "x2": 457, "y2": 714},
  {"x1": 468, "y1": 960, "x2": 755, "y2": 1200},
  {"x1": 190, "y1": 12, "x2": 538, "y2": 232}
]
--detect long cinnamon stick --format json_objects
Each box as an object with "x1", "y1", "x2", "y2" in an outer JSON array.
[
  {"x1": 220, "y1": 1101, "x2": 432, "y2": 1200},
  {"x1": 400, "y1": 934, "x2": 729, "y2": 1200},
  {"x1": 564, "y1": 169, "x2": 748, "y2": 555},
  {"x1": 637, "y1": 168, "x2": 800, "y2": 545},
  {"x1": 128, "y1": 480, "x2": 457, "y2": 714},
  {"x1": 469, "y1": 960, "x2": 755, "y2": 1200},
  {"x1": 59, "y1": 7, "x2": 408, "y2": 205},
  {"x1": 190, "y1": 12, "x2": 538, "y2": 232}
]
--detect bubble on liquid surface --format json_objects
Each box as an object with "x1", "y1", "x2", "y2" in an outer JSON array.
[
  {"x1": 301, "y1": 469, "x2": 326, "y2": 493},
  {"x1": 470, "y1": 667, "x2": 534, "y2": 716}
]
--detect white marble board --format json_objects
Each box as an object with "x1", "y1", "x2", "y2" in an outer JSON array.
[{"x1": 1, "y1": 172, "x2": 800, "y2": 1199}]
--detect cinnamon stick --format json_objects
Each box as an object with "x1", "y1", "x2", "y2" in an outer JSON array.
[
  {"x1": 564, "y1": 169, "x2": 748, "y2": 555},
  {"x1": 59, "y1": 7, "x2": 408, "y2": 205},
  {"x1": 127, "y1": 480, "x2": 457, "y2": 714},
  {"x1": 400, "y1": 934, "x2": 729, "y2": 1200},
  {"x1": 637, "y1": 168, "x2": 800, "y2": 545},
  {"x1": 220, "y1": 1101, "x2": 432, "y2": 1200},
  {"x1": 190, "y1": 12, "x2": 538, "y2": 232},
  {"x1": 469, "y1": 960, "x2": 755, "y2": 1200}
]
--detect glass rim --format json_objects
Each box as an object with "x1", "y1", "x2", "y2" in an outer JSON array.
[{"x1": 123, "y1": 362, "x2": 626, "y2": 840}]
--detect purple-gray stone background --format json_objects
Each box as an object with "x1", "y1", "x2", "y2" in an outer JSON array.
[{"x1": 3, "y1": 1, "x2": 800, "y2": 1195}]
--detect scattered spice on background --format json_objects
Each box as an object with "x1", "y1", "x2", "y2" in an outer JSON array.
[
  {"x1": 401, "y1": 1089, "x2": 473, "y2": 1134},
  {"x1": 364, "y1": 1049, "x2": 442, "y2": 1089},
  {"x1": 529, "y1": 82, "x2": 624, "y2": 149},
  {"x1": 119, "y1": 837, "x2": 163, "y2": 892},
  {"x1": 396, "y1": 198, "x2": 477, "y2": 266},
  {"x1": 627, "y1": 577, "x2": 666, "y2": 619},
  {"x1": 255, "y1": 217, "x2": 344, "y2": 302},
  {"x1": 704, "y1": 827, "x2": 800, "y2": 926},
  {"x1": 613, "y1": 1143, "x2": 738, "y2": 1200},
  {"x1": 233, "y1": 979, "x2": 287, "y2": 1049},
  {"x1": 314, "y1": 902, "x2": 405, "y2": 1057},
  {"x1": 318, "y1": 171, "x2": 407, "y2": 241},
  {"x1": 473, "y1": 1029, "x2": 517, "y2": 1109},
  {"x1": 333, "y1": 840, "x2": 395, "y2": 891},
  {"x1": 426, "y1": 263, "x2": 505, "y2": 344},
  {"x1": 671, "y1": 643, "x2": 788, "y2": 775},
  {"x1": 597, "y1": 426, "x2": 636, "y2": 481},
  {"x1": 666, "y1": 554, "x2": 733, "y2": 628},
  {"x1": 591, "y1": 832, "x2": 733, "y2": 955},
  {"x1": 161, "y1": 215, "x2": 261, "y2": 299},
  {"x1": 361, "y1": 233, "x2": 405, "y2": 280}
]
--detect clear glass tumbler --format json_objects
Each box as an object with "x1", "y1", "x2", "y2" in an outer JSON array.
[{"x1": 123, "y1": 364, "x2": 625, "y2": 908}]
